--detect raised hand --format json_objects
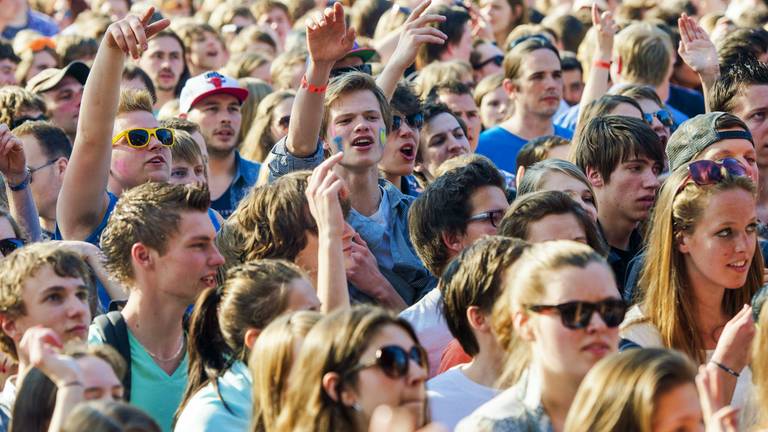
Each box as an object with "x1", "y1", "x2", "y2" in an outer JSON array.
[
  {"x1": 712, "y1": 304, "x2": 755, "y2": 375},
  {"x1": 592, "y1": 3, "x2": 618, "y2": 60},
  {"x1": 19, "y1": 326, "x2": 83, "y2": 387},
  {"x1": 388, "y1": 0, "x2": 447, "y2": 70},
  {"x1": 678, "y1": 13, "x2": 719, "y2": 77},
  {"x1": 0, "y1": 124, "x2": 27, "y2": 185},
  {"x1": 306, "y1": 2, "x2": 356, "y2": 65},
  {"x1": 465, "y1": 1, "x2": 494, "y2": 41},
  {"x1": 305, "y1": 152, "x2": 349, "y2": 237},
  {"x1": 696, "y1": 365, "x2": 740, "y2": 432},
  {"x1": 105, "y1": 7, "x2": 170, "y2": 59}
]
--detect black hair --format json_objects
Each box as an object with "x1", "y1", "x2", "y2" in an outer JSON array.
[
  {"x1": 12, "y1": 120, "x2": 72, "y2": 160},
  {"x1": 711, "y1": 60, "x2": 768, "y2": 114}
]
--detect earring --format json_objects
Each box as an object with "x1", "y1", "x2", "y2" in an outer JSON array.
[{"x1": 352, "y1": 403, "x2": 363, "y2": 412}]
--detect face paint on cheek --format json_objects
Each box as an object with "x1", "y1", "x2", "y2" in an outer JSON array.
[
  {"x1": 333, "y1": 136, "x2": 343, "y2": 153},
  {"x1": 379, "y1": 128, "x2": 386, "y2": 149}
]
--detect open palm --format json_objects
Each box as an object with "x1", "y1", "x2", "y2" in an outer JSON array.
[
  {"x1": 678, "y1": 13, "x2": 718, "y2": 76},
  {"x1": 307, "y1": 2, "x2": 356, "y2": 64}
]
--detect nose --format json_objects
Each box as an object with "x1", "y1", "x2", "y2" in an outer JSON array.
[
  {"x1": 209, "y1": 244, "x2": 225, "y2": 267},
  {"x1": 68, "y1": 295, "x2": 89, "y2": 320},
  {"x1": 585, "y1": 309, "x2": 608, "y2": 333},
  {"x1": 147, "y1": 134, "x2": 164, "y2": 152},
  {"x1": 734, "y1": 231, "x2": 750, "y2": 254},
  {"x1": 407, "y1": 357, "x2": 428, "y2": 384},
  {"x1": 643, "y1": 169, "x2": 661, "y2": 189}
]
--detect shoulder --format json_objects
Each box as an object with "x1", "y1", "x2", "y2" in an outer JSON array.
[
  {"x1": 619, "y1": 304, "x2": 663, "y2": 347},
  {"x1": 456, "y1": 390, "x2": 536, "y2": 432},
  {"x1": 175, "y1": 384, "x2": 250, "y2": 432}
]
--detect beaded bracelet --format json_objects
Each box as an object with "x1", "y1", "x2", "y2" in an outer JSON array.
[
  {"x1": 301, "y1": 75, "x2": 327, "y2": 94},
  {"x1": 711, "y1": 361, "x2": 740, "y2": 378}
]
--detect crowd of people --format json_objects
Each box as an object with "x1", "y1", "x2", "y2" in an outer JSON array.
[{"x1": 0, "y1": 0, "x2": 766, "y2": 430}]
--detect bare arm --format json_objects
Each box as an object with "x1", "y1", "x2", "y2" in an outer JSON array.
[
  {"x1": 677, "y1": 13, "x2": 719, "y2": 112},
  {"x1": 376, "y1": 0, "x2": 447, "y2": 100},
  {"x1": 286, "y1": 3, "x2": 355, "y2": 157},
  {"x1": 576, "y1": 5, "x2": 618, "y2": 125},
  {"x1": 0, "y1": 125, "x2": 42, "y2": 241},
  {"x1": 306, "y1": 152, "x2": 350, "y2": 312},
  {"x1": 57, "y1": 8, "x2": 169, "y2": 240}
]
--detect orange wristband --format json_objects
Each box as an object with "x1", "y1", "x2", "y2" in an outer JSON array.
[
  {"x1": 301, "y1": 75, "x2": 327, "y2": 93},
  {"x1": 594, "y1": 60, "x2": 611, "y2": 69}
]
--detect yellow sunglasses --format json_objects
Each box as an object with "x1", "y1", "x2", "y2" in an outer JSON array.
[{"x1": 111, "y1": 128, "x2": 175, "y2": 148}]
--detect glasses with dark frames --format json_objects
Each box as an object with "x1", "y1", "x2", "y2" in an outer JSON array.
[
  {"x1": 642, "y1": 110, "x2": 674, "y2": 128},
  {"x1": 392, "y1": 113, "x2": 424, "y2": 131},
  {"x1": 0, "y1": 238, "x2": 25, "y2": 256},
  {"x1": 472, "y1": 55, "x2": 504, "y2": 70},
  {"x1": 527, "y1": 299, "x2": 627, "y2": 330},
  {"x1": 344, "y1": 345, "x2": 428, "y2": 379},
  {"x1": 467, "y1": 209, "x2": 505, "y2": 228},
  {"x1": 677, "y1": 157, "x2": 748, "y2": 193}
]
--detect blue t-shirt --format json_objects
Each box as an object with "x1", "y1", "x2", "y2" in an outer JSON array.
[
  {"x1": 174, "y1": 361, "x2": 252, "y2": 432},
  {"x1": 88, "y1": 324, "x2": 188, "y2": 432},
  {"x1": 2, "y1": 9, "x2": 58, "y2": 39},
  {"x1": 476, "y1": 125, "x2": 573, "y2": 173}
]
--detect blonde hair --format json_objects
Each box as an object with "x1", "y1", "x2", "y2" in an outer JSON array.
[
  {"x1": 414, "y1": 60, "x2": 472, "y2": 99},
  {"x1": 753, "y1": 304, "x2": 768, "y2": 428},
  {"x1": 638, "y1": 164, "x2": 762, "y2": 364},
  {"x1": 493, "y1": 240, "x2": 608, "y2": 386},
  {"x1": 249, "y1": 310, "x2": 322, "y2": 432},
  {"x1": 563, "y1": 348, "x2": 697, "y2": 432},
  {"x1": 237, "y1": 77, "x2": 274, "y2": 146},
  {"x1": 117, "y1": 88, "x2": 154, "y2": 116},
  {"x1": 614, "y1": 22, "x2": 673, "y2": 87},
  {"x1": 241, "y1": 90, "x2": 295, "y2": 162},
  {"x1": 473, "y1": 72, "x2": 505, "y2": 107}
]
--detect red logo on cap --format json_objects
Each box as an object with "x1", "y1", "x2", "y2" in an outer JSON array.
[{"x1": 208, "y1": 76, "x2": 222, "y2": 88}]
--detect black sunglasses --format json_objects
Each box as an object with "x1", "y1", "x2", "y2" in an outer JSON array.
[
  {"x1": 643, "y1": 110, "x2": 674, "y2": 128},
  {"x1": 330, "y1": 63, "x2": 373, "y2": 78},
  {"x1": 467, "y1": 209, "x2": 505, "y2": 228},
  {"x1": 0, "y1": 238, "x2": 25, "y2": 256},
  {"x1": 677, "y1": 157, "x2": 748, "y2": 193},
  {"x1": 11, "y1": 114, "x2": 47, "y2": 129},
  {"x1": 527, "y1": 299, "x2": 627, "y2": 330},
  {"x1": 508, "y1": 34, "x2": 553, "y2": 51},
  {"x1": 346, "y1": 345, "x2": 427, "y2": 379},
  {"x1": 392, "y1": 113, "x2": 424, "y2": 131},
  {"x1": 473, "y1": 55, "x2": 504, "y2": 70}
]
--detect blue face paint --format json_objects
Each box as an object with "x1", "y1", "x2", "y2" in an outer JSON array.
[
  {"x1": 379, "y1": 128, "x2": 386, "y2": 149},
  {"x1": 333, "y1": 136, "x2": 343, "y2": 152}
]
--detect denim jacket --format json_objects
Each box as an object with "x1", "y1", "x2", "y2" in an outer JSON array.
[
  {"x1": 348, "y1": 180, "x2": 437, "y2": 305},
  {"x1": 211, "y1": 152, "x2": 260, "y2": 219}
]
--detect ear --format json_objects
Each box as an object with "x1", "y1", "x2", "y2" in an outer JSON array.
[
  {"x1": 466, "y1": 306, "x2": 491, "y2": 333},
  {"x1": 55, "y1": 157, "x2": 68, "y2": 177},
  {"x1": 502, "y1": 78, "x2": 517, "y2": 97},
  {"x1": 515, "y1": 165, "x2": 525, "y2": 190},
  {"x1": 513, "y1": 310, "x2": 535, "y2": 342},
  {"x1": 677, "y1": 232, "x2": 691, "y2": 254},
  {"x1": 130, "y1": 243, "x2": 153, "y2": 270},
  {"x1": 585, "y1": 166, "x2": 604, "y2": 188},
  {"x1": 322, "y1": 371, "x2": 357, "y2": 406},
  {"x1": 441, "y1": 230, "x2": 465, "y2": 257},
  {"x1": 178, "y1": 112, "x2": 188, "y2": 119},
  {"x1": 244, "y1": 327, "x2": 261, "y2": 350},
  {"x1": 0, "y1": 314, "x2": 19, "y2": 343}
]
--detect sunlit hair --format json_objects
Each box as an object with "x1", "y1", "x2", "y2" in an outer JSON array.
[
  {"x1": 637, "y1": 164, "x2": 762, "y2": 363},
  {"x1": 241, "y1": 90, "x2": 295, "y2": 162},
  {"x1": 517, "y1": 158, "x2": 598, "y2": 212},
  {"x1": 753, "y1": 303, "x2": 768, "y2": 428},
  {"x1": 493, "y1": 240, "x2": 610, "y2": 386},
  {"x1": 563, "y1": 348, "x2": 697, "y2": 432},
  {"x1": 276, "y1": 306, "x2": 426, "y2": 431},
  {"x1": 498, "y1": 190, "x2": 607, "y2": 256},
  {"x1": 249, "y1": 310, "x2": 322, "y2": 432}
]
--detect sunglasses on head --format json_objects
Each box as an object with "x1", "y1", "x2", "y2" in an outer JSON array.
[
  {"x1": 11, "y1": 114, "x2": 47, "y2": 129},
  {"x1": 508, "y1": 34, "x2": 553, "y2": 50},
  {"x1": 392, "y1": 113, "x2": 424, "y2": 131},
  {"x1": 330, "y1": 63, "x2": 373, "y2": 78},
  {"x1": 643, "y1": 110, "x2": 674, "y2": 128},
  {"x1": 467, "y1": 209, "x2": 506, "y2": 228},
  {"x1": 0, "y1": 238, "x2": 25, "y2": 256},
  {"x1": 678, "y1": 157, "x2": 748, "y2": 193},
  {"x1": 111, "y1": 127, "x2": 175, "y2": 148},
  {"x1": 527, "y1": 299, "x2": 627, "y2": 330},
  {"x1": 346, "y1": 345, "x2": 427, "y2": 379},
  {"x1": 473, "y1": 55, "x2": 504, "y2": 70}
]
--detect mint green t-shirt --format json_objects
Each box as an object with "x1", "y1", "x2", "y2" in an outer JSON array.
[{"x1": 88, "y1": 324, "x2": 189, "y2": 432}]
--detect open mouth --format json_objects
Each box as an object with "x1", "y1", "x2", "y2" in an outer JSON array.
[
  {"x1": 728, "y1": 260, "x2": 748, "y2": 272},
  {"x1": 206, "y1": 50, "x2": 219, "y2": 57},
  {"x1": 201, "y1": 275, "x2": 217, "y2": 287},
  {"x1": 399, "y1": 143, "x2": 415, "y2": 160},
  {"x1": 147, "y1": 156, "x2": 166, "y2": 165},
  {"x1": 351, "y1": 136, "x2": 374, "y2": 149}
]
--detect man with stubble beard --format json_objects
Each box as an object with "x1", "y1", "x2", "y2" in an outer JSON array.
[
  {"x1": 179, "y1": 71, "x2": 259, "y2": 218},
  {"x1": 137, "y1": 29, "x2": 188, "y2": 111}
]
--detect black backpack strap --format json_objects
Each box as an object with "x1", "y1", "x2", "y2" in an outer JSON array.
[{"x1": 93, "y1": 311, "x2": 132, "y2": 400}]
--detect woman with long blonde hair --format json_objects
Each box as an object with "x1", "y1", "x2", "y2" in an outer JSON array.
[
  {"x1": 458, "y1": 241, "x2": 624, "y2": 432},
  {"x1": 621, "y1": 160, "x2": 762, "y2": 408},
  {"x1": 563, "y1": 348, "x2": 701, "y2": 432}
]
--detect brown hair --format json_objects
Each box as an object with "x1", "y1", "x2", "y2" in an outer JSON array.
[
  {"x1": 321, "y1": 72, "x2": 392, "y2": 142},
  {"x1": 515, "y1": 135, "x2": 571, "y2": 169},
  {"x1": 503, "y1": 36, "x2": 561, "y2": 81},
  {"x1": 441, "y1": 236, "x2": 529, "y2": 356},
  {"x1": 0, "y1": 242, "x2": 94, "y2": 360},
  {"x1": 241, "y1": 90, "x2": 295, "y2": 162},
  {"x1": 100, "y1": 183, "x2": 211, "y2": 286},
  {"x1": 614, "y1": 22, "x2": 673, "y2": 86},
  {"x1": 170, "y1": 129, "x2": 203, "y2": 166},
  {"x1": 0, "y1": 86, "x2": 46, "y2": 127}
]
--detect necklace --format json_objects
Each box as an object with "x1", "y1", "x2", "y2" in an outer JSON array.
[{"x1": 145, "y1": 335, "x2": 185, "y2": 363}]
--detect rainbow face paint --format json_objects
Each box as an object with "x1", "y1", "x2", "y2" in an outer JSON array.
[
  {"x1": 379, "y1": 128, "x2": 386, "y2": 149},
  {"x1": 333, "y1": 136, "x2": 343, "y2": 152}
]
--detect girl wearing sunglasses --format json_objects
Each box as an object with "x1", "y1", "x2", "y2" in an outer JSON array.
[
  {"x1": 622, "y1": 160, "x2": 762, "y2": 409},
  {"x1": 277, "y1": 306, "x2": 429, "y2": 431},
  {"x1": 0, "y1": 209, "x2": 26, "y2": 257},
  {"x1": 458, "y1": 241, "x2": 623, "y2": 431}
]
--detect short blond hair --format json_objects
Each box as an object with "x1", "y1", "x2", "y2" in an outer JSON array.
[
  {"x1": 0, "y1": 242, "x2": 94, "y2": 360},
  {"x1": 117, "y1": 88, "x2": 154, "y2": 116},
  {"x1": 614, "y1": 22, "x2": 673, "y2": 86}
]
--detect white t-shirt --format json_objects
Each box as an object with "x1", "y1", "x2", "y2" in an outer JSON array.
[
  {"x1": 427, "y1": 366, "x2": 499, "y2": 430},
  {"x1": 399, "y1": 288, "x2": 452, "y2": 377}
]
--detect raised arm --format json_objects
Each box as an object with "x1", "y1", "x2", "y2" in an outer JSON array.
[
  {"x1": 678, "y1": 13, "x2": 719, "y2": 112},
  {"x1": 305, "y1": 152, "x2": 350, "y2": 312},
  {"x1": 286, "y1": 3, "x2": 355, "y2": 157},
  {"x1": 0, "y1": 124, "x2": 42, "y2": 242},
  {"x1": 576, "y1": 4, "x2": 617, "y2": 124},
  {"x1": 56, "y1": 8, "x2": 169, "y2": 240},
  {"x1": 376, "y1": 0, "x2": 447, "y2": 100}
]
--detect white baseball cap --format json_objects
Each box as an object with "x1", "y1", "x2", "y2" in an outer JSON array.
[{"x1": 179, "y1": 71, "x2": 249, "y2": 113}]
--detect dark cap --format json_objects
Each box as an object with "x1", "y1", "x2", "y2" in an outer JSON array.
[
  {"x1": 26, "y1": 61, "x2": 89, "y2": 94},
  {"x1": 666, "y1": 112, "x2": 754, "y2": 171}
]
